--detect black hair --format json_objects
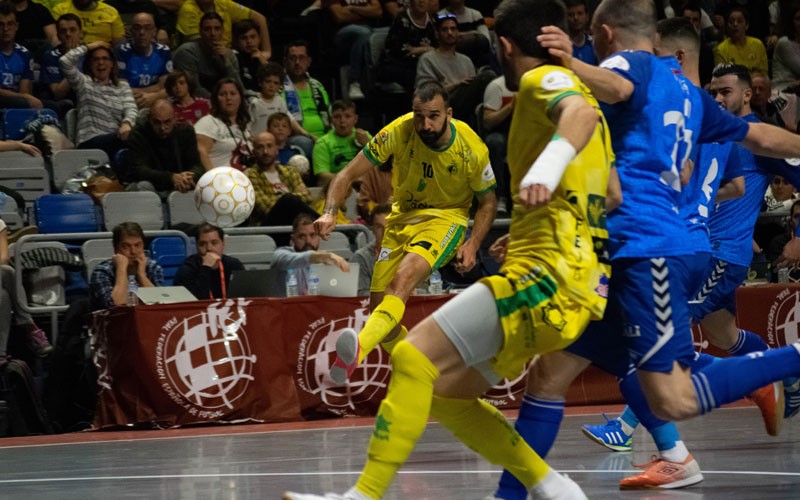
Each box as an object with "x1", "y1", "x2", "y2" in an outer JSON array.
[{"x1": 494, "y1": 0, "x2": 567, "y2": 61}]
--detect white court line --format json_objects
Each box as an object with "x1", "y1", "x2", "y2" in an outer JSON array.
[
  {"x1": 1, "y1": 469, "x2": 799, "y2": 485},
  {"x1": 0, "y1": 406, "x2": 764, "y2": 450}
]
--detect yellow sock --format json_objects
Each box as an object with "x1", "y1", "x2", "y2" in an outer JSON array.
[
  {"x1": 380, "y1": 325, "x2": 408, "y2": 354},
  {"x1": 431, "y1": 396, "x2": 551, "y2": 487},
  {"x1": 355, "y1": 341, "x2": 439, "y2": 498},
  {"x1": 358, "y1": 295, "x2": 406, "y2": 363}
]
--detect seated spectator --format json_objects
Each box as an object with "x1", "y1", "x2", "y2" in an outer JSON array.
[
  {"x1": 681, "y1": 1, "x2": 714, "y2": 86},
  {"x1": 232, "y1": 18, "x2": 269, "y2": 93},
  {"x1": 566, "y1": 0, "x2": 596, "y2": 65},
  {"x1": 250, "y1": 62, "x2": 311, "y2": 139},
  {"x1": 165, "y1": 69, "x2": 211, "y2": 125},
  {"x1": 351, "y1": 202, "x2": 390, "y2": 296},
  {"x1": 415, "y1": 14, "x2": 494, "y2": 126},
  {"x1": 271, "y1": 213, "x2": 349, "y2": 296},
  {"x1": 176, "y1": 0, "x2": 271, "y2": 55},
  {"x1": 116, "y1": 12, "x2": 172, "y2": 109},
  {"x1": 714, "y1": 6, "x2": 768, "y2": 75},
  {"x1": 379, "y1": 0, "x2": 435, "y2": 92},
  {"x1": 767, "y1": 199, "x2": 800, "y2": 273},
  {"x1": 52, "y1": 0, "x2": 124, "y2": 45},
  {"x1": 750, "y1": 72, "x2": 798, "y2": 132},
  {"x1": 0, "y1": 206, "x2": 53, "y2": 360},
  {"x1": 312, "y1": 99, "x2": 370, "y2": 187},
  {"x1": 356, "y1": 159, "x2": 392, "y2": 220},
  {"x1": 267, "y1": 112, "x2": 310, "y2": 183},
  {"x1": 172, "y1": 12, "x2": 241, "y2": 98},
  {"x1": 282, "y1": 39, "x2": 329, "y2": 158},
  {"x1": 89, "y1": 222, "x2": 165, "y2": 311},
  {"x1": 0, "y1": 2, "x2": 41, "y2": 110},
  {"x1": 11, "y1": 0, "x2": 56, "y2": 51},
  {"x1": 482, "y1": 75, "x2": 513, "y2": 215},
  {"x1": 173, "y1": 222, "x2": 244, "y2": 300},
  {"x1": 60, "y1": 40, "x2": 138, "y2": 159},
  {"x1": 126, "y1": 99, "x2": 204, "y2": 196},
  {"x1": 771, "y1": 1, "x2": 800, "y2": 92},
  {"x1": 438, "y1": 0, "x2": 493, "y2": 69},
  {"x1": 324, "y1": 0, "x2": 382, "y2": 101},
  {"x1": 194, "y1": 76, "x2": 252, "y2": 171},
  {"x1": 764, "y1": 175, "x2": 798, "y2": 212},
  {"x1": 245, "y1": 131, "x2": 317, "y2": 227},
  {"x1": 104, "y1": 0, "x2": 170, "y2": 45},
  {"x1": 39, "y1": 13, "x2": 81, "y2": 104}
]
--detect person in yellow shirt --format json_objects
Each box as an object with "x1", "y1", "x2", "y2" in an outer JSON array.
[
  {"x1": 176, "y1": 0, "x2": 270, "y2": 54},
  {"x1": 315, "y1": 80, "x2": 498, "y2": 386},
  {"x1": 714, "y1": 6, "x2": 768, "y2": 75},
  {"x1": 51, "y1": 0, "x2": 124, "y2": 45},
  {"x1": 282, "y1": 1, "x2": 613, "y2": 499}
]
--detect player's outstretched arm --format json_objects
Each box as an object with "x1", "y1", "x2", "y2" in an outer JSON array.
[
  {"x1": 520, "y1": 94, "x2": 598, "y2": 208},
  {"x1": 742, "y1": 122, "x2": 800, "y2": 159},
  {"x1": 314, "y1": 151, "x2": 375, "y2": 239},
  {"x1": 537, "y1": 26, "x2": 634, "y2": 104},
  {"x1": 455, "y1": 189, "x2": 497, "y2": 274}
]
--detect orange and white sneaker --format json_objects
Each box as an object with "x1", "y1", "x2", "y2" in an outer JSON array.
[
  {"x1": 619, "y1": 454, "x2": 703, "y2": 490},
  {"x1": 747, "y1": 381, "x2": 785, "y2": 437}
]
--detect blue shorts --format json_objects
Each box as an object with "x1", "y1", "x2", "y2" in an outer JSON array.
[
  {"x1": 567, "y1": 255, "x2": 703, "y2": 374},
  {"x1": 688, "y1": 258, "x2": 748, "y2": 321}
]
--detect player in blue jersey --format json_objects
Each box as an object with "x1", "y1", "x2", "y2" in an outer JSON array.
[
  {"x1": 491, "y1": 1, "x2": 800, "y2": 497},
  {"x1": 115, "y1": 12, "x2": 172, "y2": 109},
  {"x1": 0, "y1": 2, "x2": 40, "y2": 109}
]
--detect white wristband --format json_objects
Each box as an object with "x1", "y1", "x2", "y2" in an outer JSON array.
[{"x1": 520, "y1": 137, "x2": 577, "y2": 192}]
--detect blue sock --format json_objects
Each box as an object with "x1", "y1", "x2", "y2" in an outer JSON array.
[
  {"x1": 693, "y1": 345, "x2": 800, "y2": 414},
  {"x1": 727, "y1": 329, "x2": 768, "y2": 356},
  {"x1": 692, "y1": 351, "x2": 717, "y2": 371},
  {"x1": 620, "y1": 371, "x2": 665, "y2": 431},
  {"x1": 618, "y1": 405, "x2": 640, "y2": 430},
  {"x1": 650, "y1": 421, "x2": 680, "y2": 452},
  {"x1": 494, "y1": 395, "x2": 564, "y2": 500}
]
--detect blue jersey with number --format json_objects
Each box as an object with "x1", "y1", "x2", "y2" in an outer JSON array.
[
  {"x1": 0, "y1": 44, "x2": 33, "y2": 92},
  {"x1": 681, "y1": 141, "x2": 742, "y2": 253},
  {"x1": 116, "y1": 42, "x2": 172, "y2": 89},
  {"x1": 707, "y1": 114, "x2": 770, "y2": 266}
]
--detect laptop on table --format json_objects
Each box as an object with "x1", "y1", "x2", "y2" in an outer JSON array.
[
  {"x1": 136, "y1": 286, "x2": 198, "y2": 305},
  {"x1": 227, "y1": 264, "x2": 360, "y2": 298}
]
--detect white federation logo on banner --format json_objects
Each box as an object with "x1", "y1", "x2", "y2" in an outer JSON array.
[{"x1": 156, "y1": 298, "x2": 256, "y2": 419}]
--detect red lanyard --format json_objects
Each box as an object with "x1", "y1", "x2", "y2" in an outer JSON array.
[{"x1": 209, "y1": 260, "x2": 226, "y2": 300}]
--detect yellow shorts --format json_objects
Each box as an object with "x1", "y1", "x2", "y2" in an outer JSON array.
[
  {"x1": 370, "y1": 218, "x2": 466, "y2": 293},
  {"x1": 481, "y1": 271, "x2": 593, "y2": 381}
]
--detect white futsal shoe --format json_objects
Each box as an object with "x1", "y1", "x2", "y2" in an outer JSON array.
[{"x1": 527, "y1": 470, "x2": 587, "y2": 500}]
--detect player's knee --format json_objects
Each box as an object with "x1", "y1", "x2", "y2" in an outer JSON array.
[
  {"x1": 390, "y1": 340, "x2": 430, "y2": 378},
  {"x1": 525, "y1": 353, "x2": 580, "y2": 399},
  {"x1": 646, "y1": 389, "x2": 698, "y2": 421}
]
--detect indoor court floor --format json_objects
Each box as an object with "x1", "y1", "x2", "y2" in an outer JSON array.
[{"x1": 0, "y1": 404, "x2": 798, "y2": 499}]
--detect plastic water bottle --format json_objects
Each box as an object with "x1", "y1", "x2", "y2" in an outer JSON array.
[
  {"x1": 428, "y1": 270, "x2": 443, "y2": 295},
  {"x1": 778, "y1": 267, "x2": 790, "y2": 284},
  {"x1": 307, "y1": 268, "x2": 320, "y2": 296},
  {"x1": 286, "y1": 268, "x2": 299, "y2": 297},
  {"x1": 126, "y1": 275, "x2": 139, "y2": 306}
]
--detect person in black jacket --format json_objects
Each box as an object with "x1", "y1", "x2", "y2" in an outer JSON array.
[
  {"x1": 174, "y1": 223, "x2": 244, "y2": 300},
  {"x1": 125, "y1": 98, "x2": 205, "y2": 196}
]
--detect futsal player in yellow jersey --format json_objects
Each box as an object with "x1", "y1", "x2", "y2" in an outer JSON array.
[
  {"x1": 284, "y1": 1, "x2": 614, "y2": 499},
  {"x1": 315, "y1": 81, "x2": 498, "y2": 385}
]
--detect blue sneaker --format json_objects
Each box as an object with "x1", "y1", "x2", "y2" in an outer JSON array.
[
  {"x1": 784, "y1": 377, "x2": 800, "y2": 419},
  {"x1": 581, "y1": 414, "x2": 633, "y2": 452}
]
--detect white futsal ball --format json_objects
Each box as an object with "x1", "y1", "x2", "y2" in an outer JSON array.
[
  {"x1": 287, "y1": 154, "x2": 310, "y2": 175},
  {"x1": 194, "y1": 166, "x2": 255, "y2": 227}
]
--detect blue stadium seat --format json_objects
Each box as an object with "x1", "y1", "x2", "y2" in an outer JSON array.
[
  {"x1": 150, "y1": 236, "x2": 188, "y2": 286},
  {"x1": 34, "y1": 193, "x2": 98, "y2": 233},
  {"x1": 3, "y1": 108, "x2": 58, "y2": 140}
]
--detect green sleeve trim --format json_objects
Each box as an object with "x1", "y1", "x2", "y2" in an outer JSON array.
[
  {"x1": 475, "y1": 183, "x2": 497, "y2": 196},
  {"x1": 545, "y1": 90, "x2": 582, "y2": 117},
  {"x1": 362, "y1": 144, "x2": 382, "y2": 165}
]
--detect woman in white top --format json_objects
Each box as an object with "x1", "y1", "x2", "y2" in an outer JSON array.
[
  {"x1": 60, "y1": 41, "x2": 138, "y2": 160},
  {"x1": 194, "y1": 77, "x2": 253, "y2": 171}
]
